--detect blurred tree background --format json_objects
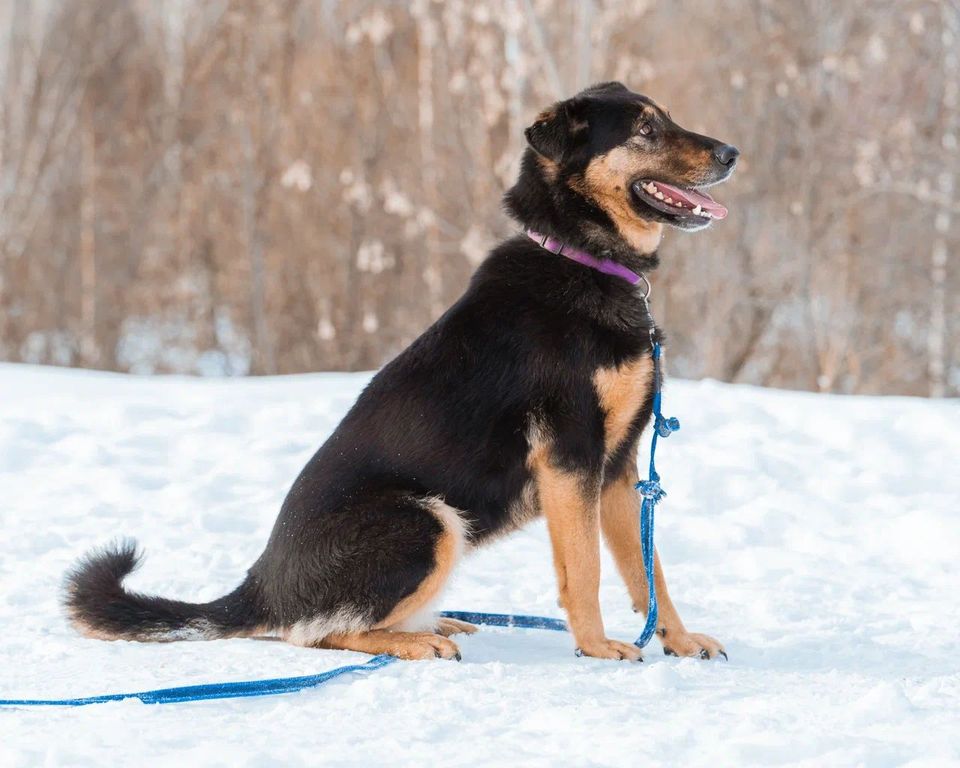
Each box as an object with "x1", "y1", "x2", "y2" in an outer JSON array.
[{"x1": 0, "y1": 0, "x2": 957, "y2": 395}]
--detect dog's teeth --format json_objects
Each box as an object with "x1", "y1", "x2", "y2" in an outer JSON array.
[
  {"x1": 654, "y1": 191, "x2": 664, "y2": 200},
  {"x1": 644, "y1": 182, "x2": 656, "y2": 193},
  {"x1": 692, "y1": 204, "x2": 702, "y2": 215},
  {"x1": 663, "y1": 196, "x2": 673, "y2": 204},
  {"x1": 675, "y1": 201, "x2": 683, "y2": 207}
]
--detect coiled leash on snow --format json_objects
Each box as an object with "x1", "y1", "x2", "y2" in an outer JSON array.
[{"x1": 0, "y1": 237, "x2": 679, "y2": 707}]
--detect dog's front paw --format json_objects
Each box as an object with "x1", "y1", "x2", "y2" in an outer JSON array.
[
  {"x1": 661, "y1": 629, "x2": 727, "y2": 660},
  {"x1": 575, "y1": 637, "x2": 643, "y2": 662}
]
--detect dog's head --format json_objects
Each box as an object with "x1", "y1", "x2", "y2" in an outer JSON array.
[{"x1": 506, "y1": 82, "x2": 738, "y2": 260}]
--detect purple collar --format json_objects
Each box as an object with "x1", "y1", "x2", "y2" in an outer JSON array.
[{"x1": 525, "y1": 229, "x2": 643, "y2": 286}]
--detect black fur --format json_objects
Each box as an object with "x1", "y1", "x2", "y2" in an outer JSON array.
[
  {"x1": 64, "y1": 540, "x2": 261, "y2": 640},
  {"x1": 64, "y1": 82, "x2": 736, "y2": 647}
]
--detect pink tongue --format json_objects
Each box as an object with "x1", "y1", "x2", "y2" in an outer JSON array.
[{"x1": 654, "y1": 181, "x2": 728, "y2": 220}]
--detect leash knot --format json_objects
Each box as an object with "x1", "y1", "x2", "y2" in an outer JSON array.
[
  {"x1": 654, "y1": 414, "x2": 680, "y2": 438},
  {"x1": 635, "y1": 478, "x2": 665, "y2": 503}
]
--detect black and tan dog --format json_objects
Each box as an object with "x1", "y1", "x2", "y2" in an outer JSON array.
[{"x1": 65, "y1": 82, "x2": 738, "y2": 662}]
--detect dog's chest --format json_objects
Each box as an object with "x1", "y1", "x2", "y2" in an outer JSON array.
[{"x1": 592, "y1": 353, "x2": 654, "y2": 459}]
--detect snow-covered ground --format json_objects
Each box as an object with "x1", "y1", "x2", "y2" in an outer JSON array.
[{"x1": 0, "y1": 364, "x2": 958, "y2": 767}]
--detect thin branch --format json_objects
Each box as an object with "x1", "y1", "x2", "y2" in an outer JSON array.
[{"x1": 519, "y1": 0, "x2": 563, "y2": 100}]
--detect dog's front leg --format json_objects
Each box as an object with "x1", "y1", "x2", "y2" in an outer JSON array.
[
  {"x1": 600, "y1": 460, "x2": 727, "y2": 660},
  {"x1": 537, "y1": 460, "x2": 642, "y2": 661}
]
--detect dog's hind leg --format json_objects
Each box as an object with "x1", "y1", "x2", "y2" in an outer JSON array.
[
  {"x1": 321, "y1": 499, "x2": 468, "y2": 659},
  {"x1": 283, "y1": 495, "x2": 470, "y2": 659}
]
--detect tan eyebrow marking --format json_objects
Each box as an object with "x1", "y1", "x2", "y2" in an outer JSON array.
[
  {"x1": 646, "y1": 97, "x2": 668, "y2": 114},
  {"x1": 634, "y1": 107, "x2": 653, "y2": 125}
]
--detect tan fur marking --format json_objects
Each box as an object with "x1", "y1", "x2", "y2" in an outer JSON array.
[
  {"x1": 374, "y1": 499, "x2": 465, "y2": 630},
  {"x1": 537, "y1": 154, "x2": 559, "y2": 182},
  {"x1": 593, "y1": 355, "x2": 654, "y2": 458},
  {"x1": 70, "y1": 619, "x2": 122, "y2": 642},
  {"x1": 572, "y1": 146, "x2": 664, "y2": 254},
  {"x1": 435, "y1": 617, "x2": 478, "y2": 636},
  {"x1": 600, "y1": 458, "x2": 726, "y2": 659},
  {"x1": 536, "y1": 461, "x2": 603, "y2": 648},
  {"x1": 645, "y1": 97, "x2": 668, "y2": 114},
  {"x1": 535, "y1": 106, "x2": 556, "y2": 122},
  {"x1": 678, "y1": 143, "x2": 717, "y2": 177},
  {"x1": 457, "y1": 425, "x2": 551, "y2": 548},
  {"x1": 527, "y1": 431, "x2": 642, "y2": 660},
  {"x1": 319, "y1": 629, "x2": 461, "y2": 660}
]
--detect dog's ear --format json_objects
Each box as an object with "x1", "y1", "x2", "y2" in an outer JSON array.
[{"x1": 524, "y1": 98, "x2": 589, "y2": 162}]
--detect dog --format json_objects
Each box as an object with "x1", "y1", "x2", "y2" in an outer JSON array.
[{"x1": 64, "y1": 82, "x2": 738, "y2": 662}]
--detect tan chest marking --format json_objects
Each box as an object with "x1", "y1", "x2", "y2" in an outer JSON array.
[
  {"x1": 537, "y1": 154, "x2": 559, "y2": 182},
  {"x1": 593, "y1": 355, "x2": 654, "y2": 458}
]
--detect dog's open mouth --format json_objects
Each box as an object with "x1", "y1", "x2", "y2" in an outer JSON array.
[{"x1": 630, "y1": 179, "x2": 728, "y2": 223}]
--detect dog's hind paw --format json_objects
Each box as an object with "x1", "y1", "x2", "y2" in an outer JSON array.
[{"x1": 436, "y1": 617, "x2": 479, "y2": 637}]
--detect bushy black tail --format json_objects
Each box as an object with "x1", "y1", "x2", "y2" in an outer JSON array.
[{"x1": 63, "y1": 539, "x2": 263, "y2": 642}]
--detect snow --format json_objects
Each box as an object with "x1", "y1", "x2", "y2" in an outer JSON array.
[{"x1": 1, "y1": 363, "x2": 958, "y2": 767}]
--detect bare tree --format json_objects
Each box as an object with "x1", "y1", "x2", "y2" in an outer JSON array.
[{"x1": 0, "y1": 0, "x2": 955, "y2": 394}]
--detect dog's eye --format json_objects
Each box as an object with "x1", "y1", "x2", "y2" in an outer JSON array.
[{"x1": 639, "y1": 122, "x2": 653, "y2": 136}]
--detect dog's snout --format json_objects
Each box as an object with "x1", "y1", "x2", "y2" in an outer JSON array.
[{"x1": 714, "y1": 144, "x2": 739, "y2": 167}]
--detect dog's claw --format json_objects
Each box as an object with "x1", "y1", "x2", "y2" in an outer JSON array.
[
  {"x1": 574, "y1": 648, "x2": 584, "y2": 657},
  {"x1": 699, "y1": 648, "x2": 709, "y2": 660},
  {"x1": 454, "y1": 651, "x2": 462, "y2": 662},
  {"x1": 719, "y1": 650, "x2": 728, "y2": 661},
  {"x1": 663, "y1": 647, "x2": 678, "y2": 657}
]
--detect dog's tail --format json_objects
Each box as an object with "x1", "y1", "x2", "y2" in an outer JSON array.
[{"x1": 63, "y1": 539, "x2": 265, "y2": 642}]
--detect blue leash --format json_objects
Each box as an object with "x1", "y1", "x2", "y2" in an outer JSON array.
[
  {"x1": 439, "y1": 610, "x2": 568, "y2": 632},
  {"x1": 632, "y1": 340, "x2": 679, "y2": 648},
  {"x1": 0, "y1": 653, "x2": 398, "y2": 707},
  {"x1": 2, "y1": 296, "x2": 679, "y2": 707},
  {"x1": 0, "y1": 611, "x2": 568, "y2": 707}
]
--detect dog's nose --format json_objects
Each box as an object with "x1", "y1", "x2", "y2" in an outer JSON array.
[{"x1": 714, "y1": 144, "x2": 740, "y2": 167}]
